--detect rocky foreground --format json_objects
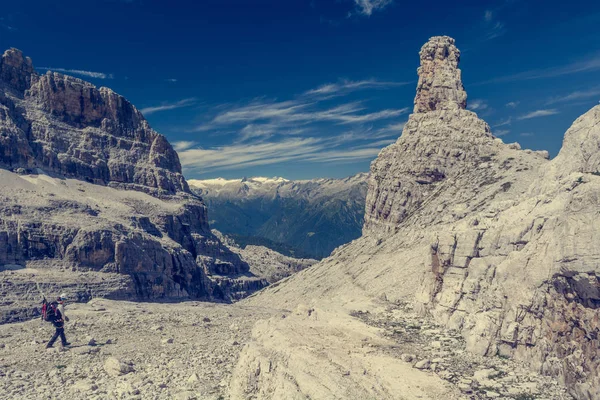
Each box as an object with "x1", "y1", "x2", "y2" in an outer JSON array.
[
  {"x1": 0, "y1": 299, "x2": 571, "y2": 400},
  {"x1": 0, "y1": 299, "x2": 276, "y2": 400}
]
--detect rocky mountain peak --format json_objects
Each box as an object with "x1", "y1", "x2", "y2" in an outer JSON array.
[
  {"x1": 413, "y1": 36, "x2": 467, "y2": 113},
  {"x1": 0, "y1": 47, "x2": 189, "y2": 195},
  {"x1": 0, "y1": 48, "x2": 34, "y2": 91}
]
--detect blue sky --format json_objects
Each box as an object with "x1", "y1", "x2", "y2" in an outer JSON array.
[{"x1": 2, "y1": 0, "x2": 600, "y2": 180}]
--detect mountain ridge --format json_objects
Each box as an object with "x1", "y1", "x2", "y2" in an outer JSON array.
[{"x1": 188, "y1": 173, "x2": 368, "y2": 259}]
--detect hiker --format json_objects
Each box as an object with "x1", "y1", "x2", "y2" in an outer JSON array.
[{"x1": 45, "y1": 294, "x2": 71, "y2": 349}]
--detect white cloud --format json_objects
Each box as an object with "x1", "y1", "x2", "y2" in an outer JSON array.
[
  {"x1": 546, "y1": 86, "x2": 600, "y2": 105},
  {"x1": 484, "y1": 10, "x2": 493, "y2": 22},
  {"x1": 481, "y1": 9, "x2": 505, "y2": 41},
  {"x1": 235, "y1": 124, "x2": 308, "y2": 142},
  {"x1": 494, "y1": 129, "x2": 510, "y2": 137},
  {"x1": 39, "y1": 67, "x2": 113, "y2": 79},
  {"x1": 505, "y1": 101, "x2": 519, "y2": 108},
  {"x1": 305, "y1": 79, "x2": 409, "y2": 96},
  {"x1": 172, "y1": 141, "x2": 197, "y2": 151},
  {"x1": 178, "y1": 138, "x2": 324, "y2": 172},
  {"x1": 384, "y1": 121, "x2": 406, "y2": 131},
  {"x1": 140, "y1": 98, "x2": 196, "y2": 115},
  {"x1": 520, "y1": 132, "x2": 535, "y2": 137},
  {"x1": 166, "y1": 78, "x2": 178, "y2": 83},
  {"x1": 517, "y1": 109, "x2": 559, "y2": 120},
  {"x1": 177, "y1": 135, "x2": 389, "y2": 173},
  {"x1": 195, "y1": 99, "x2": 408, "y2": 132},
  {"x1": 468, "y1": 99, "x2": 489, "y2": 111},
  {"x1": 353, "y1": 0, "x2": 394, "y2": 16},
  {"x1": 492, "y1": 117, "x2": 512, "y2": 127},
  {"x1": 478, "y1": 54, "x2": 600, "y2": 85},
  {"x1": 182, "y1": 78, "x2": 409, "y2": 174}
]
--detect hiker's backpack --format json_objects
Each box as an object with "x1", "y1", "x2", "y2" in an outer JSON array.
[{"x1": 42, "y1": 300, "x2": 59, "y2": 323}]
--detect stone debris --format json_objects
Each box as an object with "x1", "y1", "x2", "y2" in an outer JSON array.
[
  {"x1": 353, "y1": 303, "x2": 572, "y2": 399},
  {"x1": 103, "y1": 357, "x2": 134, "y2": 377},
  {"x1": 0, "y1": 299, "x2": 276, "y2": 399}
]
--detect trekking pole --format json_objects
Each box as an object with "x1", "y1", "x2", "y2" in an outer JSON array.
[{"x1": 35, "y1": 280, "x2": 47, "y2": 325}]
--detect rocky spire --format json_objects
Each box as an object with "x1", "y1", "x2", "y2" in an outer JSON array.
[
  {"x1": 0, "y1": 48, "x2": 34, "y2": 92},
  {"x1": 413, "y1": 36, "x2": 467, "y2": 113}
]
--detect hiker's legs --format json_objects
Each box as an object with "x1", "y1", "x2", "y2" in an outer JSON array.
[
  {"x1": 47, "y1": 328, "x2": 60, "y2": 347},
  {"x1": 59, "y1": 328, "x2": 67, "y2": 346}
]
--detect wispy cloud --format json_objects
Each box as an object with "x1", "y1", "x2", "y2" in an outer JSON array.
[
  {"x1": 517, "y1": 109, "x2": 559, "y2": 120},
  {"x1": 494, "y1": 129, "x2": 510, "y2": 137},
  {"x1": 492, "y1": 117, "x2": 512, "y2": 127},
  {"x1": 177, "y1": 136, "x2": 388, "y2": 173},
  {"x1": 468, "y1": 99, "x2": 489, "y2": 111},
  {"x1": 181, "y1": 78, "x2": 408, "y2": 174},
  {"x1": 383, "y1": 121, "x2": 406, "y2": 131},
  {"x1": 484, "y1": 10, "x2": 493, "y2": 22},
  {"x1": 165, "y1": 78, "x2": 178, "y2": 83},
  {"x1": 305, "y1": 79, "x2": 409, "y2": 96},
  {"x1": 173, "y1": 141, "x2": 197, "y2": 151},
  {"x1": 477, "y1": 54, "x2": 600, "y2": 85},
  {"x1": 546, "y1": 86, "x2": 600, "y2": 105},
  {"x1": 482, "y1": 9, "x2": 505, "y2": 41},
  {"x1": 140, "y1": 98, "x2": 196, "y2": 115},
  {"x1": 195, "y1": 99, "x2": 408, "y2": 132},
  {"x1": 39, "y1": 67, "x2": 113, "y2": 79},
  {"x1": 353, "y1": 0, "x2": 394, "y2": 16},
  {"x1": 505, "y1": 101, "x2": 519, "y2": 108},
  {"x1": 0, "y1": 16, "x2": 16, "y2": 31},
  {"x1": 520, "y1": 132, "x2": 535, "y2": 137},
  {"x1": 178, "y1": 138, "x2": 323, "y2": 172}
]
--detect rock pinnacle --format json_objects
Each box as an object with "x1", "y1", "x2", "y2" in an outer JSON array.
[{"x1": 413, "y1": 36, "x2": 467, "y2": 113}]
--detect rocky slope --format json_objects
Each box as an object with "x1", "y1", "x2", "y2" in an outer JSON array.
[
  {"x1": 234, "y1": 36, "x2": 600, "y2": 400},
  {"x1": 0, "y1": 48, "x2": 267, "y2": 323},
  {"x1": 188, "y1": 174, "x2": 368, "y2": 259},
  {"x1": 213, "y1": 230, "x2": 317, "y2": 283},
  {"x1": 0, "y1": 299, "x2": 280, "y2": 400}
]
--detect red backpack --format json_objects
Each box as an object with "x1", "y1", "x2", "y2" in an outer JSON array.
[{"x1": 41, "y1": 299, "x2": 59, "y2": 323}]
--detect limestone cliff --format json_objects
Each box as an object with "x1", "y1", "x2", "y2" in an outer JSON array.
[
  {"x1": 0, "y1": 48, "x2": 187, "y2": 194},
  {"x1": 237, "y1": 36, "x2": 600, "y2": 400},
  {"x1": 0, "y1": 48, "x2": 266, "y2": 322}
]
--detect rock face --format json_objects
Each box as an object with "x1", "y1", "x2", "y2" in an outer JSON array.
[
  {"x1": 237, "y1": 36, "x2": 600, "y2": 400},
  {"x1": 551, "y1": 105, "x2": 600, "y2": 175},
  {"x1": 0, "y1": 48, "x2": 266, "y2": 321},
  {"x1": 189, "y1": 174, "x2": 368, "y2": 259},
  {"x1": 0, "y1": 48, "x2": 187, "y2": 195},
  {"x1": 413, "y1": 36, "x2": 467, "y2": 113}
]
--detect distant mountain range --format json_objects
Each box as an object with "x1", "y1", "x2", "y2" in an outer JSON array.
[{"x1": 188, "y1": 174, "x2": 368, "y2": 259}]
